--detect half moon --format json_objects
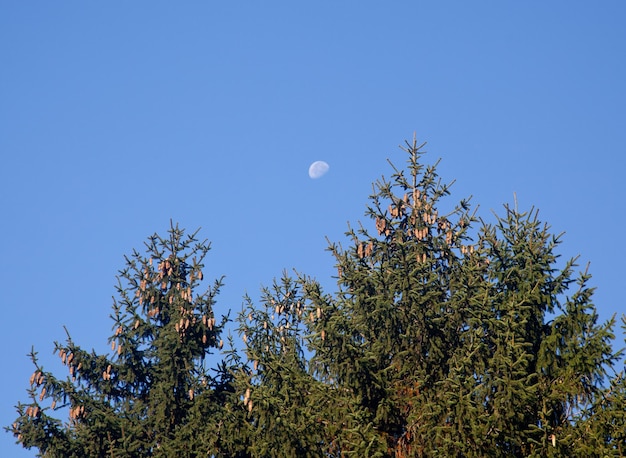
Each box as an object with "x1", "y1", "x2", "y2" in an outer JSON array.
[{"x1": 308, "y1": 161, "x2": 330, "y2": 179}]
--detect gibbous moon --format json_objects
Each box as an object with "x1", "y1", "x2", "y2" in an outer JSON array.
[{"x1": 308, "y1": 161, "x2": 330, "y2": 179}]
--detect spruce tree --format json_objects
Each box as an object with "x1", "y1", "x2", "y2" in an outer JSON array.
[
  {"x1": 568, "y1": 316, "x2": 626, "y2": 456},
  {"x1": 296, "y1": 138, "x2": 621, "y2": 456},
  {"x1": 8, "y1": 224, "x2": 247, "y2": 457},
  {"x1": 235, "y1": 275, "x2": 329, "y2": 457}
]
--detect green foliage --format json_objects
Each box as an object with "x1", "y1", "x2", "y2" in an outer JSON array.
[
  {"x1": 236, "y1": 276, "x2": 329, "y2": 457},
  {"x1": 296, "y1": 139, "x2": 623, "y2": 456},
  {"x1": 8, "y1": 225, "x2": 248, "y2": 457},
  {"x1": 9, "y1": 139, "x2": 625, "y2": 457}
]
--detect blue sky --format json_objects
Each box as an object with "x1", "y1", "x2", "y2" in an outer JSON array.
[{"x1": 2, "y1": 2, "x2": 625, "y2": 455}]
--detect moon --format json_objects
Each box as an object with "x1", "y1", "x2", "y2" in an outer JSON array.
[{"x1": 308, "y1": 161, "x2": 330, "y2": 179}]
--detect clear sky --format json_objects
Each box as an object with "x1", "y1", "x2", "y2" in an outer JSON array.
[{"x1": 2, "y1": 2, "x2": 625, "y2": 455}]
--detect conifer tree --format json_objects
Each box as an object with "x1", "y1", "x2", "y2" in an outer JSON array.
[
  {"x1": 8, "y1": 224, "x2": 247, "y2": 457},
  {"x1": 568, "y1": 316, "x2": 626, "y2": 456},
  {"x1": 296, "y1": 138, "x2": 621, "y2": 456},
  {"x1": 235, "y1": 275, "x2": 329, "y2": 457}
]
